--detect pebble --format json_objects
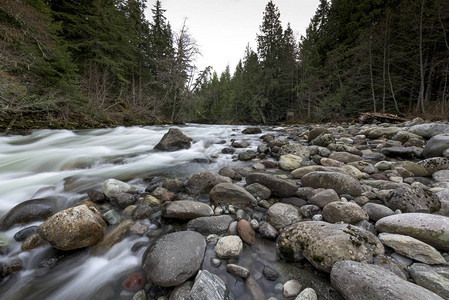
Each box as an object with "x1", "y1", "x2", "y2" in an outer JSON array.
[{"x1": 283, "y1": 279, "x2": 303, "y2": 298}]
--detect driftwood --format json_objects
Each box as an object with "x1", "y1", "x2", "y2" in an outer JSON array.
[{"x1": 358, "y1": 112, "x2": 407, "y2": 124}]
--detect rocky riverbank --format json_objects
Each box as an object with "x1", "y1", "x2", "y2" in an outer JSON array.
[{"x1": 1, "y1": 119, "x2": 449, "y2": 299}]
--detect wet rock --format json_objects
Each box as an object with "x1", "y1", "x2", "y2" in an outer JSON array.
[
  {"x1": 87, "y1": 189, "x2": 106, "y2": 203},
  {"x1": 189, "y1": 270, "x2": 231, "y2": 300},
  {"x1": 259, "y1": 221, "x2": 278, "y2": 239},
  {"x1": 279, "y1": 154, "x2": 303, "y2": 171},
  {"x1": 37, "y1": 204, "x2": 106, "y2": 250},
  {"x1": 309, "y1": 189, "x2": 340, "y2": 208},
  {"x1": 383, "y1": 186, "x2": 441, "y2": 213},
  {"x1": 226, "y1": 264, "x2": 250, "y2": 278},
  {"x1": 378, "y1": 233, "x2": 446, "y2": 265},
  {"x1": 13, "y1": 226, "x2": 37, "y2": 242},
  {"x1": 187, "y1": 215, "x2": 235, "y2": 235},
  {"x1": 242, "y1": 127, "x2": 262, "y2": 134},
  {"x1": 238, "y1": 151, "x2": 257, "y2": 161},
  {"x1": 237, "y1": 219, "x2": 255, "y2": 245},
  {"x1": 246, "y1": 173, "x2": 298, "y2": 198},
  {"x1": 186, "y1": 172, "x2": 232, "y2": 194},
  {"x1": 311, "y1": 133, "x2": 335, "y2": 147},
  {"x1": 92, "y1": 219, "x2": 134, "y2": 253},
  {"x1": 329, "y1": 152, "x2": 362, "y2": 164},
  {"x1": 0, "y1": 197, "x2": 58, "y2": 230},
  {"x1": 368, "y1": 127, "x2": 402, "y2": 139},
  {"x1": 222, "y1": 147, "x2": 235, "y2": 154},
  {"x1": 283, "y1": 279, "x2": 302, "y2": 298},
  {"x1": 376, "y1": 213, "x2": 449, "y2": 251},
  {"x1": 296, "y1": 288, "x2": 318, "y2": 300},
  {"x1": 162, "y1": 179, "x2": 185, "y2": 193},
  {"x1": 0, "y1": 259, "x2": 23, "y2": 279},
  {"x1": 110, "y1": 192, "x2": 137, "y2": 208},
  {"x1": 218, "y1": 167, "x2": 242, "y2": 181},
  {"x1": 102, "y1": 179, "x2": 137, "y2": 199},
  {"x1": 154, "y1": 128, "x2": 191, "y2": 151},
  {"x1": 245, "y1": 183, "x2": 271, "y2": 200},
  {"x1": 231, "y1": 139, "x2": 250, "y2": 148},
  {"x1": 322, "y1": 202, "x2": 368, "y2": 224},
  {"x1": 102, "y1": 209, "x2": 121, "y2": 225},
  {"x1": 262, "y1": 266, "x2": 279, "y2": 281},
  {"x1": 133, "y1": 290, "x2": 147, "y2": 300},
  {"x1": 409, "y1": 263, "x2": 449, "y2": 299},
  {"x1": 331, "y1": 260, "x2": 443, "y2": 300},
  {"x1": 267, "y1": 203, "x2": 300, "y2": 230},
  {"x1": 170, "y1": 281, "x2": 193, "y2": 300},
  {"x1": 123, "y1": 272, "x2": 148, "y2": 292},
  {"x1": 162, "y1": 201, "x2": 213, "y2": 220},
  {"x1": 299, "y1": 205, "x2": 321, "y2": 219},
  {"x1": 143, "y1": 231, "x2": 205, "y2": 287},
  {"x1": 307, "y1": 127, "x2": 329, "y2": 143},
  {"x1": 215, "y1": 235, "x2": 243, "y2": 258},
  {"x1": 362, "y1": 203, "x2": 394, "y2": 221},
  {"x1": 209, "y1": 183, "x2": 257, "y2": 208},
  {"x1": 381, "y1": 146, "x2": 420, "y2": 159},
  {"x1": 301, "y1": 171, "x2": 362, "y2": 196},
  {"x1": 278, "y1": 221, "x2": 384, "y2": 273},
  {"x1": 408, "y1": 123, "x2": 449, "y2": 139},
  {"x1": 418, "y1": 157, "x2": 449, "y2": 174},
  {"x1": 21, "y1": 233, "x2": 46, "y2": 251},
  {"x1": 151, "y1": 187, "x2": 176, "y2": 203}
]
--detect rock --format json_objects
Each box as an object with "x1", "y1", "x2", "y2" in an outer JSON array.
[
  {"x1": 170, "y1": 281, "x2": 193, "y2": 300},
  {"x1": 242, "y1": 127, "x2": 262, "y2": 134},
  {"x1": 122, "y1": 272, "x2": 147, "y2": 292},
  {"x1": 300, "y1": 205, "x2": 321, "y2": 219},
  {"x1": 279, "y1": 154, "x2": 303, "y2": 171},
  {"x1": 0, "y1": 197, "x2": 58, "y2": 230},
  {"x1": 13, "y1": 226, "x2": 37, "y2": 242},
  {"x1": 295, "y1": 288, "x2": 318, "y2": 300},
  {"x1": 162, "y1": 201, "x2": 213, "y2": 220},
  {"x1": 238, "y1": 150, "x2": 257, "y2": 161},
  {"x1": 87, "y1": 189, "x2": 106, "y2": 203},
  {"x1": 309, "y1": 189, "x2": 340, "y2": 208},
  {"x1": 154, "y1": 128, "x2": 191, "y2": 151},
  {"x1": 394, "y1": 161, "x2": 428, "y2": 177},
  {"x1": 362, "y1": 203, "x2": 394, "y2": 221},
  {"x1": 102, "y1": 179, "x2": 137, "y2": 199},
  {"x1": 307, "y1": 127, "x2": 329, "y2": 142},
  {"x1": 143, "y1": 231, "x2": 205, "y2": 287},
  {"x1": 329, "y1": 152, "x2": 362, "y2": 164},
  {"x1": 245, "y1": 183, "x2": 271, "y2": 200},
  {"x1": 151, "y1": 186, "x2": 176, "y2": 202},
  {"x1": 283, "y1": 279, "x2": 303, "y2": 298},
  {"x1": 259, "y1": 221, "x2": 278, "y2": 239},
  {"x1": 222, "y1": 147, "x2": 235, "y2": 154},
  {"x1": 187, "y1": 215, "x2": 235, "y2": 235},
  {"x1": 322, "y1": 202, "x2": 368, "y2": 224},
  {"x1": 433, "y1": 170, "x2": 449, "y2": 182},
  {"x1": 102, "y1": 209, "x2": 121, "y2": 225},
  {"x1": 246, "y1": 173, "x2": 298, "y2": 198},
  {"x1": 237, "y1": 219, "x2": 255, "y2": 245},
  {"x1": 311, "y1": 133, "x2": 335, "y2": 147},
  {"x1": 409, "y1": 263, "x2": 449, "y2": 299},
  {"x1": 331, "y1": 260, "x2": 443, "y2": 300},
  {"x1": 162, "y1": 179, "x2": 185, "y2": 193},
  {"x1": 186, "y1": 172, "x2": 232, "y2": 194},
  {"x1": 348, "y1": 161, "x2": 378, "y2": 174},
  {"x1": 408, "y1": 123, "x2": 449, "y2": 139},
  {"x1": 92, "y1": 219, "x2": 134, "y2": 253},
  {"x1": 278, "y1": 144, "x2": 311, "y2": 160},
  {"x1": 189, "y1": 270, "x2": 231, "y2": 300},
  {"x1": 418, "y1": 157, "x2": 449, "y2": 174},
  {"x1": 37, "y1": 205, "x2": 106, "y2": 250},
  {"x1": 378, "y1": 233, "x2": 447, "y2": 265},
  {"x1": 218, "y1": 166, "x2": 242, "y2": 181},
  {"x1": 267, "y1": 203, "x2": 300, "y2": 230},
  {"x1": 215, "y1": 235, "x2": 243, "y2": 258},
  {"x1": 423, "y1": 136, "x2": 449, "y2": 158},
  {"x1": 381, "y1": 146, "x2": 419, "y2": 159},
  {"x1": 383, "y1": 186, "x2": 441, "y2": 213},
  {"x1": 278, "y1": 221, "x2": 384, "y2": 273},
  {"x1": 301, "y1": 172, "x2": 362, "y2": 196},
  {"x1": 262, "y1": 266, "x2": 279, "y2": 281},
  {"x1": 21, "y1": 233, "x2": 46, "y2": 251},
  {"x1": 368, "y1": 127, "x2": 402, "y2": 139},
  {"x1": 226, "y1": 264, "x2": 250, "y2": 278},
  {"x1": 209, "y1": 183, "x2": 257, "y2": 208},
  {"x1": 110, "y1": 192, "x2": 137, "y2": 208},
  {"x1": 231, "y1": 139, "x2": 250, "y2": 148},
  {"x1": 373, "y1": 255, "x2": 408, "y2": 280},
  {"x1": 375, "y1": 213, "x2": 449, "y2": 251}
]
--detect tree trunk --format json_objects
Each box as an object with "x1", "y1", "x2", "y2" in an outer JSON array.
[
  {"x1": 417, "y1": 0, "x2": 426, "y2": 114},
  {"x1": 369, "y1": 36, "x2": 376, "y2": 113}
]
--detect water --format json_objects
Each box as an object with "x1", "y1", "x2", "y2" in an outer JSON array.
[{"x1": 0, "y1": 124, "x2": 276, "y2": 299}]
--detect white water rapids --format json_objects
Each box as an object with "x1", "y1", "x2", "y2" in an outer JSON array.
[{"x1": 0, "y1": 124, "x2": 268, "y2": 299}]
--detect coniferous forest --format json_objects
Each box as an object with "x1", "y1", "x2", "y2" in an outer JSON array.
[{"x1": 1, "y1": 0, "x2": 449, "y2": 129}]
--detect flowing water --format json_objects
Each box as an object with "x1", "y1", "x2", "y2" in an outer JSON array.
[{"x1": 0, "y1": 124, "x2": 294, "y2": 299}]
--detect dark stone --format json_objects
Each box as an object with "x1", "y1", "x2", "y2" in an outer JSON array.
[
  {"x1": 231, "y1": 140, "x2": 250, "y2": 148},
  {"x1": 280, "y1": 197, "x2": 307, "y2": 208},
  {"x1": 262, "y1": 266, "x2": 279, "y2": 281},
  {"x1": 110, "y1": 192, "x2": 137, "y2": 209},
  {"x1": 242, "y1": 127, "x2": 262, "y2": 134},
  {"x1": 187, "y1": 215, "x2": 235, "y2": 235},
  {"x1": 246, "y1": 173, "x2": 298, "y2": 198},
  {"x1": 384, "y1": 186, "x2": 441, "y2": 213},
  {"x1": 422, "y1": 136, "x2": 449, "y2": 158},
  {"x1": 222, "y1": 147, "x2": 235, "y2": 154},
  {"x1": 87, "y1": 189, "x2": 106, "y2": 203},
  {"x1": 154, "y1": 128, "x2": 191, "y2": 151},
  {"x1": 13, "y1": 226, "x2": 38, "y2": 242}
]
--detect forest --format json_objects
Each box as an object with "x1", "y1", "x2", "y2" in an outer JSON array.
[{"x1": 1, "y1": 0, "x2": 449, "y2": 129}]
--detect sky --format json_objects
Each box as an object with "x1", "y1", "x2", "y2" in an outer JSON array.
[{"x1": 144, "y1": 0, "x2": 320, "y2": 74}]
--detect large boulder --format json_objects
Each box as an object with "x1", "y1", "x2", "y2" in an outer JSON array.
[
  {"x1": 143, "y1": 231, "x2": 205, "y2": 287},
  {"x1": 162, "y1": 201, "x2": 213, "y2": 220},
  {"x1": 331, "y1": 260, "x2": 443, "y2": 300},
  {"x1": 301, "y1": 171, "x2": 362, "y2": 196},
  {"x1": 277, "y1": 221, "x2": 384, "y2": 273},
  {"x1": 410, "y1": 263, "x2": 449, "y2": 299},
  {"x1": 0, "y1": 197, "x2": 59, "y2": 230},
  {"x1": 376, "y1": 213, "x2": 449, "y2": 251},
  {"x1": 322, "y1": 202, "x2": 368, "y2": 224},
  {"x1": 186, "y1": 172, "x2": 232, "y2": 194},
  {"x1": 209, "y1": 183, "x2": 257, "y2": 208},
  {"x1": 383, "y1": 186, "x2": 441, "y2": 213},
  {"x1": 154, "y1": 128, "x2": 191, "y2": 151},
  {"x1": 246, "y1": 173, "x2": 298, "y2": 197},
  {"x1": 187, "y1": 215, "x2": 235, "y2": 235},
  {"x1": 267, "y1": 203, "x2": 300, "y2": 230},
  {"x1": 37, "y1": 205, "x2": 106, "y2": 250},
  {"x1": 408, "y1": 123, "x2": 449, "y2": 139}
]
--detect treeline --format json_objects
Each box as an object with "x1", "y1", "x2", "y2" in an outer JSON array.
[
  {"x1": 0, "y1": 0, "x2": 198, "y2": 127},
  {"x1": 193, "y1": 0, "x2": 449, "y2": 123}
]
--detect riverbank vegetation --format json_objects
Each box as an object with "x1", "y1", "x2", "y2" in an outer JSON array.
[{"x1": 1, "y1": 0, "x2": 449, "y2": 130}]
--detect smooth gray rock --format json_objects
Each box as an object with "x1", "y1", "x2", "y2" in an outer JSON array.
[
  {"x1": 309, "y1": 189, "x2": 340, "y2": 208},
  {"x1": 329, "y1": 152, "x2": 362, "y2": 163},
  {"x1": 169, "y1": 281, "x2": 193, "y2": 300},
  {"x1": 209, "y1": 183, "x2": 257, "y2": 208},
  {"x1": 322, "y1": 202, "x2": 369, "y2": 224},
  {"x1": 423, "y1": 136, "x2": 449, "y2": 158},
  {"x1": 162, "y1": 201, "x2": 213, "y2": 220},
  {"x1": 143, "y1": 231, "x2": 205, "y2": 287},
  {"x1": 283, "y1": 279, "x2": 302, "y2": 298},
  {"x1": 245, "y1": 183, "x2": 271, "y2": 200},
  {"x1": 376, "y1": 213, "x2": 449, "y2": 251},
  {"x1": 154, "y1": 128, "x2": 191, "y2": 151},
  {"x1": 408, "y1": 123, "x2": 449, "y2": 139},
  {"x1": 433, "y1": 170, "x2": 449, "y2": 182},
  {"x1": 301, "y1": 171, "x2": 362, "y2": 196},
  {"x1": 226, "y1": 264, "x2": 250, "y2": 278},
  {"x1": 409, "y1": 263, "x2": 449, "y2": 299},
  {"x1": 311, "y1": 133, "x2": 335, "y2": 147},
  {"x1": 393, "y1": 161, "x2": 428, "y2": 177},
  {"x1": 295, "y1": 288, "x2": 318, "y2": 300},
  {"x1": 267, "y1": 203, "x2": 300, "y2": 230},
  {"x1": 331, "y1": 260, "x2": 443, "y2": 300},
  {"x1": 186, "y1": 172, "x2": 232, "y2": 194},
  {"x1": 362, "y1": 203, "x2": 394, "y2": 221},
  {"x1": 102, "y1": 179, "x2": 137, "y2": 199},
  {"x1": 307, "y1": 127, "x2": 329, "y2": 142},
  {"x1": 278, "y1": 221, "x2": 384, "y2": 273},
  {"x1": 187, "y1": 215, "x2": 235, "y2": 235},
  {"x1": 384, "y1": 186, "x2": 441, "y2": 213},
  {"x1": 258, "y1": 221, "x2": 278, "y2": 239},
  {"x1": 246, "y1": 173, "x2": 298, "y2": 197},
  {"x1": 218, "y1": 167, "x2": 242, "y2": 181},
  {"x1": 381, "y1": 146, "x2": 419, "y2": 159},
  {"x1": 189, "y1": 270, "x2": 231, "y2": 300}
]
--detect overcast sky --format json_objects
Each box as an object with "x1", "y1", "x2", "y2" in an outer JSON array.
[{"x1": 144, "y1": 0, "x2": 320, "y2": 74}]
